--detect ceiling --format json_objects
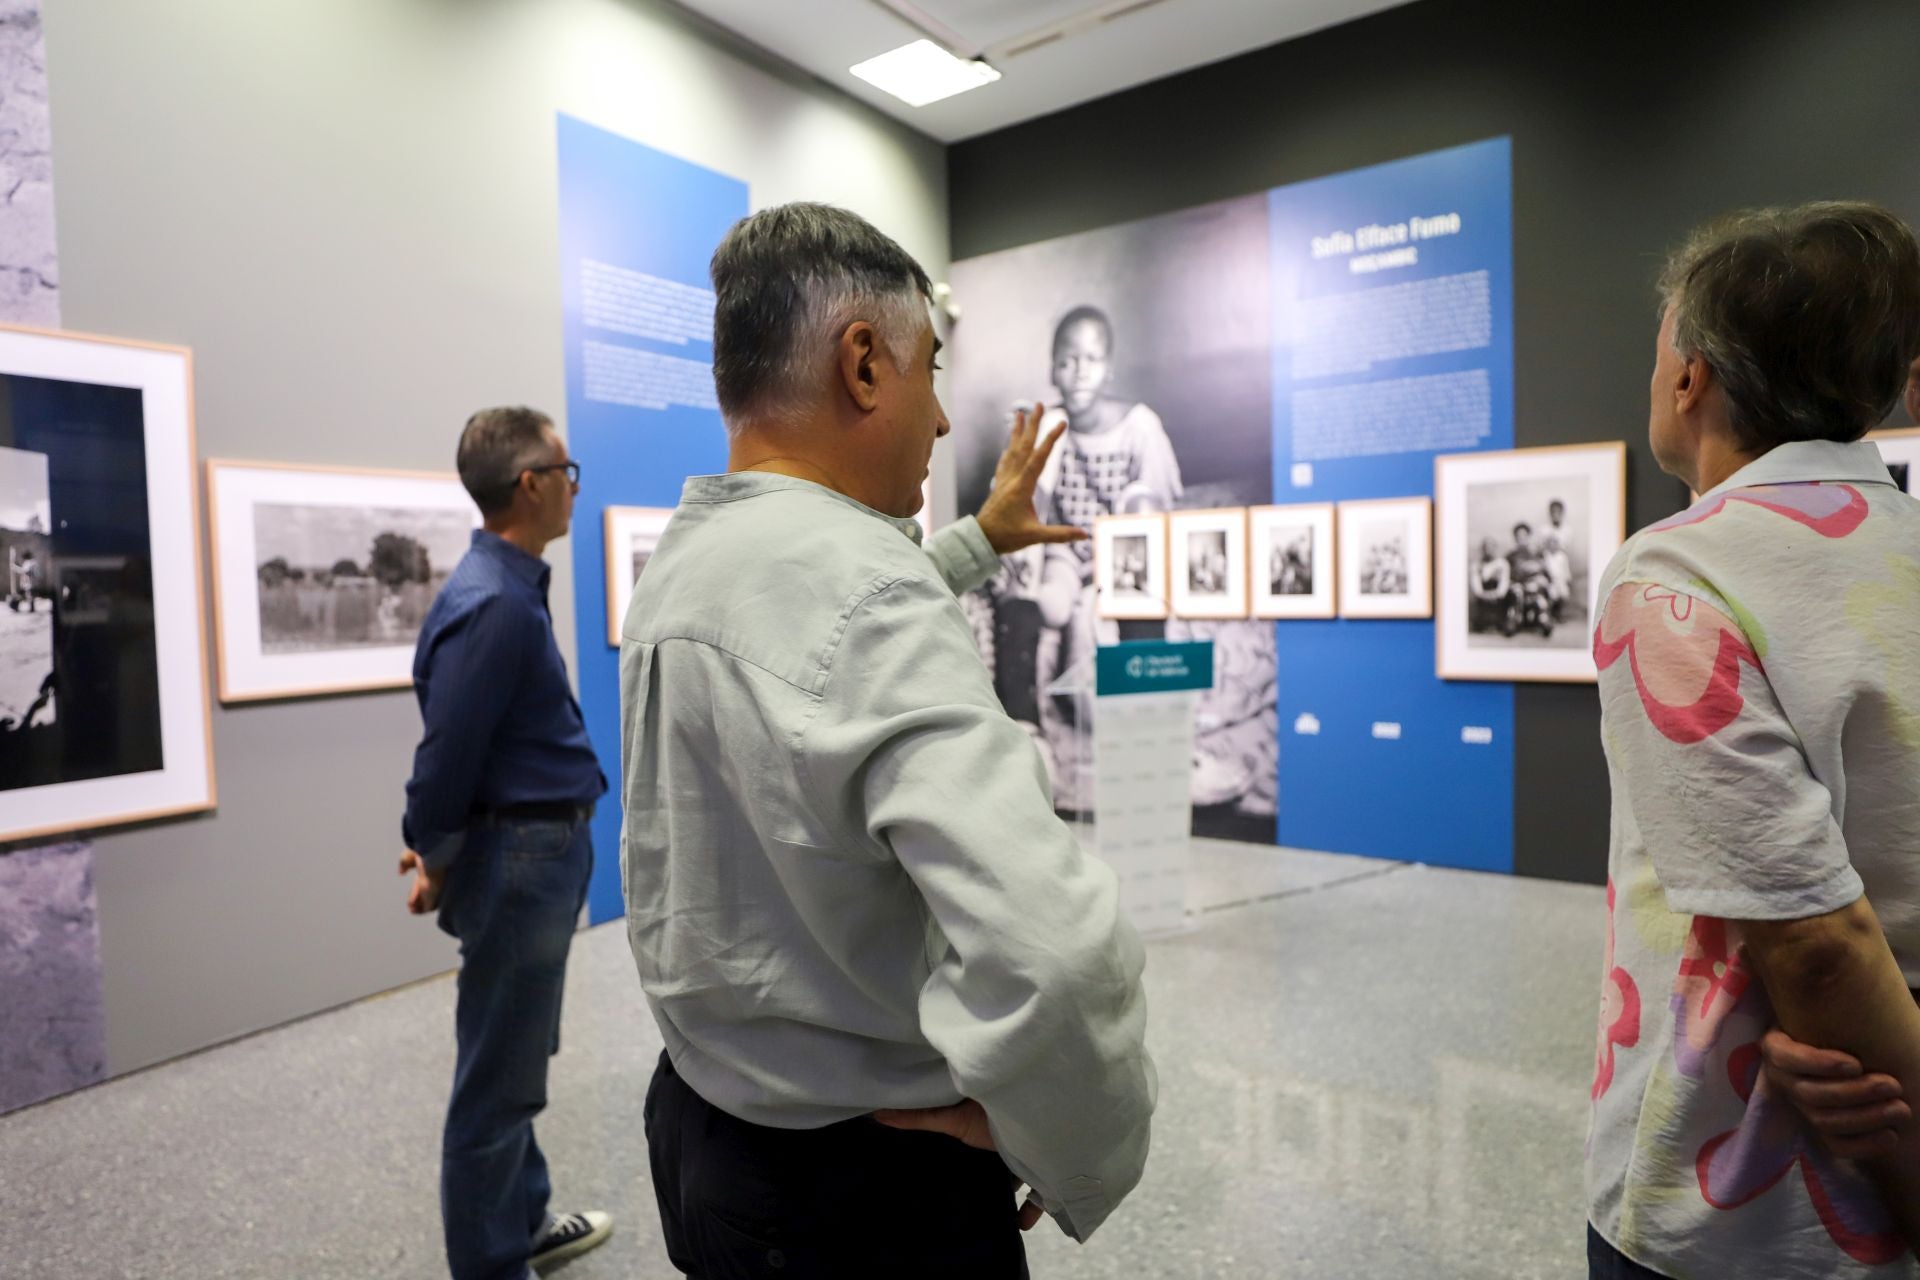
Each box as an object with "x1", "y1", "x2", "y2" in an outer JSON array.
[{"x1": 670, "y1": 0, "x2": 1418, "y2": 143}]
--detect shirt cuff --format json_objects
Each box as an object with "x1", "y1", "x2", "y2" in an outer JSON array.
[{"x1": 926, "y1": 517, "x2": 1000, "y2": 596}]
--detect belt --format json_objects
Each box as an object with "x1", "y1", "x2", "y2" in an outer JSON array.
[{"x1": 472, "y1": 800, "x2": 595, "y2": 824}]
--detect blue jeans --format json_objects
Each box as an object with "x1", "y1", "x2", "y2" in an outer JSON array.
[
  {"x1": 1588, "y1": 1225, "x2": 1674, "y2": 1279},
  {"x1": 439, "y1": 816, "x2": 593, "y2": 1280}
]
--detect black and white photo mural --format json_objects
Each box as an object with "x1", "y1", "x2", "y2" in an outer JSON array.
[{"x1": 950, "y1": 195, "x2": 1277, "y2": 842}]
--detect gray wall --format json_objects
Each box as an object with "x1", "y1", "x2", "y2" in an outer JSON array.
[
  {"x1": 41, "y1": 0, "x2": 948, "y2": 1075},
  {"x1": 948, "y1": 0, "x2": 1920, "y2": 883}
]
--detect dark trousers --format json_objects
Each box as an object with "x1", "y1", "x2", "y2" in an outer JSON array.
[
  {"x1": 644, "y1": 1052, "x2": 1030, "y2": 1279},
  {"x1": 1588, "y1": 1225, "x2": 1674, "y2": 1280},
  {"x1": 438, "y1": 817, "x2": 593, "y2": 1280}
]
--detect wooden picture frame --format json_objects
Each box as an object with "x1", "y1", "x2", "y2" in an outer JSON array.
[
  {"x1": 0, "y1": 324, "x2": 214, "y2": 844},
  {"x1": 1093, "y1": 512, "x2": 1169, "y2": 620},
  {"x1": 603, "y1": 505, "x2": 674, "y2": 646},
  {"x1": 1249, "y1": 503, "x2": 1336, "y2": 620},
  {"x1": 1434, "y1": 441, "x2": 1627, "y2": 683},
  {"x1": 1168, "y1": 507, "x2": 1250, "y2": 619},
  {"x1": 1336, "y1": 496, "x2": 1432, "y2": 619},
  {"x1": 206, "y1": 460, "x2": 479, "y2": 702}
]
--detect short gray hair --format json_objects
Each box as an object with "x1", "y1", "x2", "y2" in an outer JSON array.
[
  {"x1": 1659, "y1": 202, "x2": 1920, "y2": 450},
  {"x1": 709, "y1": 203, "x2": 933, "y2": 427},
  {"x1": 456, "y1": 405, "x2": 555, "y2": 516}
]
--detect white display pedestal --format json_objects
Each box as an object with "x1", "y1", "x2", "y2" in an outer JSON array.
[{"x1": 1046, "y1": 639, "x2": 1214, "y2": 937}]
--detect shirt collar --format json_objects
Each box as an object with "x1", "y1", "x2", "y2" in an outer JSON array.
[
  {"x1": 1706, "y1": 438, "x2": 1896, "y2": 497},
  {"x1": 472, "y1": 529, "x2": 552, "y2": 591},
  {"x1": 680, "y1": 471, "x2": 926, "y2": 546}
]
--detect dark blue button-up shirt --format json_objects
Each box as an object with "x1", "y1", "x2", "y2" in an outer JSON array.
[{"x1": 402, "y1": 530, "x2": 606, "y2": 869}]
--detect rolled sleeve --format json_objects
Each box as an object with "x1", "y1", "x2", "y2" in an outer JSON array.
[
  {"x1": 1596, "y1": 580, "x2": 1863, "y2": 920},
  {"x1": 802, "y1": 572, "x2": 1155, "y2": 1242},
  {"x1": 925, "y1": 516, "x2": 1001, "y2": 597}
]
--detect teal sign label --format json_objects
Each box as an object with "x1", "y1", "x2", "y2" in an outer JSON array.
[{"x1": 1096, "y1": 640, "x2": 1215, "y2": 697}]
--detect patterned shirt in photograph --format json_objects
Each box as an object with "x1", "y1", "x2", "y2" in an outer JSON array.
[
  {"x1": 620, "y1": 473, "x2": 1156, "y2": 1243},
  {"x1": 403, "y1": 529, "x2": 606, "y2": 870},
  {"x1": 1587, "y1": 440, "x2": 1920, "y2": 1278},
  {"x1": 1034, "y1": 402, "x2": 1184, "y2": 571}
]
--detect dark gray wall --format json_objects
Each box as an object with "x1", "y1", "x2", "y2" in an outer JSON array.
[{"x1": 948, "y1": 0, "x2": 1920, "y2": 883}]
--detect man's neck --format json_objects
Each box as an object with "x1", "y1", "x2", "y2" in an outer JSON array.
[
  {"x1": 485, "y1": 521, "x2": 548, "y2": 560},
  {"x1": 728, "y1": 426, "x2": 888, "y2": 513},
  {"x1": 1691, "y1": 435, "x2": 1764, "y2": 496}
]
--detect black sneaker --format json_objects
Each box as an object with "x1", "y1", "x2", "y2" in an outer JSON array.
[{"x1": 531, "y1": 1211, "x2": 612, "y2": 1270}]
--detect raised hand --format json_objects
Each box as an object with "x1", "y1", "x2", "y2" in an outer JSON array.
[{"x1": 974, "y1": 401, "x2": 1088, "y2": 556}]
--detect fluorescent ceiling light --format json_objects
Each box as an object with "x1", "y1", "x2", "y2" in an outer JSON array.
[{"x1": 849, "y1": 39, "x2": 1001, "y2": 107}]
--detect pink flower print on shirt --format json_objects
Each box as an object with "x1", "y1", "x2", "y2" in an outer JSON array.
[
  {"x1": 1594, "y1": 880, "x2": 1642, "y2": 1101},
  {"x1": 1649, "y1": 483, "x2": 1870, "y2": 538},
  {"x1": 1671, "y1": 916, "x2": 1753, "y2": 1079},
  {"x1": 1594, "y1": 584, "x2": 1761, "y2": 745},
  {"x1": 1696, "y1": 1043, "x2": 1903, "y2": 1265}
]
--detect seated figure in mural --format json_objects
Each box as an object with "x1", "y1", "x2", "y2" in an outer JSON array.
[
  {"x1": 1469, "y1": 536, "x2": 1512, "y2": 633},
  {"x1": 1585, "y1": 202, "x2": 1920, "y2": 1279}
]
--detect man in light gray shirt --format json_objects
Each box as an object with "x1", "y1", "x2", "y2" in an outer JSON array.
[{"x1": 621, "y1": 203, "x2": 1155, "y2": 1278}]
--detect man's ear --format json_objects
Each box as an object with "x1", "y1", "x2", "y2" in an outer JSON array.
[
  {"x1": 837, "y1": 321, "x2": 882, "y2": 412},
  {"x1": 1675, "y1": 352, "x2": 1713, "y2": 416}
]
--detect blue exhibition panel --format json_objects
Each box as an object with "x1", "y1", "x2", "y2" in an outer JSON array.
[
  {"x1": 1267, "y1": 138, "x2": 1516, "y2": 872},
  {"x1": 555, "y1": 114, "x2": 748, "y2": 924}
]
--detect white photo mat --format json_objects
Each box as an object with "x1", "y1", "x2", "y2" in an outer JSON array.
[
  {"x1": 1169, "y1": 508, "x2": 1250, "y2": 619},
  {"x1": 1250, "y1": 502, "x2": 1336, "y2": 620},
  {"x1": 604, "y1": 505, "x2": 674, "y2": 646},
  {"x1": 1336, "y1": 496, "x2": 1432, "y2": 619},
  {"x1": 1094, "y1": 513, "x2": 1169, "y2": 620},
  {"x1": 207, "y1": 461, "x2": 478, "y2": 701},
  {"x1": 1435, "y1": 442, "x2": 1626, "y2": 683},
  {"x1": 1, "y1": 325, "x2": 213, "y2": 844}
]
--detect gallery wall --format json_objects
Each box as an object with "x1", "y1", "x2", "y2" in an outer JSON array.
[
  {"x1": 31, "y1": 0, "x2": 948, "y2": 1084},
  {"x1": 946, "y1": 0, "x2": 1920, "y2": 882}
]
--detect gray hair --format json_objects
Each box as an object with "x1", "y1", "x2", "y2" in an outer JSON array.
[
  {"x1": 709, "y1": 203, "x2": 933, "y2": 428},
  {"x1": 1659, "y1": 202, "x2": 1920, "y2": 450},
  {"x1": 456, "y1": 405, "x2": 555, "y2": 516}
]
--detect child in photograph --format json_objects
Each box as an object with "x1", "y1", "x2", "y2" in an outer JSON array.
[
  {"x1": 1469, "y1": 536, "x2": 1511, "y2": 631},
  {"x1": 1540, "y1": 498, "x2": 1572, "y2": 620},
  {"x1": 1272, "y1": 530, "x2": 1311, "y2": 595}
]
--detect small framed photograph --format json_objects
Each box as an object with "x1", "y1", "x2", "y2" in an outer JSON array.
[
  {"x1": 1435, "y1": 442, "x2": 1627, "y2": 683},
  {"x1": 1, "y1": 325, "x2": 214, "y2": 844},
  {"x1": 1094, "y1": 513, "x2": 1168, "y2": 620},
  {"x1": 1868, "y1": 427, "x2": 1920, "y2": 495},
  {"x1": 1336, "y1": 497, "x2": 1431, "y2": 619},
  {"x1": 208, "y1": 460, "x2": 480, "y2": 702},
  {"x1": 1250, "y1": 503, "x2": 1336, "y2": 619},
  {"x1": 1168, "y1": 508, "x2": 1249, "y2": 619},
  {"x1": 604, "y1": 505, "x2": 674, "y2": 645}
]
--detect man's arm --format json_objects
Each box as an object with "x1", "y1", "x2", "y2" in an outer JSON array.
[
  {"x1": 402, "y1": 596, "x2": 534, "y2": 872},
  {"x1": 803, "y1": 572, "x2": 1154, "y2": 1244},
  {"x1": 1745, "y1": 901, "x2": 1920, "y2": 1243}
]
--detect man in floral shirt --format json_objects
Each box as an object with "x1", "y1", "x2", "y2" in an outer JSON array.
[{"x1": 1587, "y1": 203, "x2": 1920, "y2": 1277}]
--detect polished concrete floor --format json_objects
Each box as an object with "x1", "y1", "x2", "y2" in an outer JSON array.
[{"x1": 0, "y1": 841, "x2": 1605, "y2": 1278}]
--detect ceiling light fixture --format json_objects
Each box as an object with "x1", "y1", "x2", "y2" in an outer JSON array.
[{"x1": 849, "y1": 39, "x2": 1001, "y2": 108}]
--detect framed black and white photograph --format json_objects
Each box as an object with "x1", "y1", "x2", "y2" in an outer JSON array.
[
  {"x1": 1869, "y1": 427, "x2": 1920, "y2": 495},
  {"x1": 1094, "y1": 513, "x2": 1169, "y2": 620},
  {"x1": 208, "y1": 461, "x2": 478, "y2": 702},
  {"x1": 1435, "y1": 442, "x2": 1627, "y2": 682},
  {"x1": 0, "y1": 325, "x2": 213, "y2": 844},
  {"x1": 1249, "y1": 502, "x2": 1336, "y2": 619},
  {"x1": 1169, "y1": 508, "x2": 1249, "y2": 619},
  {"x1": 604, "y1": 505, "x2": 674, "y2": 646},
  {"x1": 1336, "y1": 497, "x2": 1431, "y2": 619}
]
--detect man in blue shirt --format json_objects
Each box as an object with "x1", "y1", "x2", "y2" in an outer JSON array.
[{"x1": 399, "y1": 405, "x2": 611, "y2": 1280}]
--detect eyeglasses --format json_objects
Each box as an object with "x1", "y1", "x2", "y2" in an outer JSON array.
[{"x1": 525, "y1": 461, "x2": 581, "y2": 485}]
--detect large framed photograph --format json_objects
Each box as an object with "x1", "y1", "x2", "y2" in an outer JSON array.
[
  {"x1": 1094, "y1": 513, "x2": 1169, "y2": 620},
  {"x1": 0, "y1": 326, "x2": 213, "y2": 844},
  {"x1": 207, "y1": 461, "x2": 478, "y2": 702},
  {"x1": 1336, "y1": 497, "x2": 1432, "y2": 619},
  {"x1": 1249, "y1": 503, "x2": 1336, "y2": 619},
  {"x1": 1168, "y1": 508, "x2": 1249, "y2": 619},
  {"x1": 604, "y1": 505, "x2": 674, "y2": 646},
  {"x1": 1868, "y1": 427, "x2": 1920, "y2": 495},
  {"x1": 1435, "y1": 442, "x2": 1627, "y2": 682}
]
